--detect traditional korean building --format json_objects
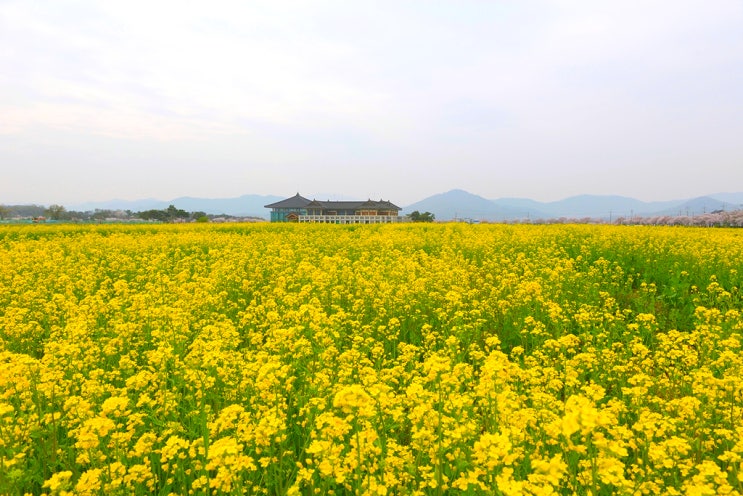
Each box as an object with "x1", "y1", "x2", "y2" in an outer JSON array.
[{"x1": 265, "y1": 193, "x2": 402, "y2": 223}]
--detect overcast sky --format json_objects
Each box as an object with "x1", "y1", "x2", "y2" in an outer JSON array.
[{"x1": 1, "y1": 1, "x2": 742, "y2": 206}]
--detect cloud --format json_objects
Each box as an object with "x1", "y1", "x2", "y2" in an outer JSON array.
[{"x1": 1, "y1": 0, "x2": 742, "y2": 204}]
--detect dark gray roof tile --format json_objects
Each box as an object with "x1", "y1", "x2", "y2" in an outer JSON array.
[
  {"x1": 265, "y1": 194, "x2": 401, "y2": 211},
  {"x1": 264, "y1": 193, "x2": 312, "y2": 208}
]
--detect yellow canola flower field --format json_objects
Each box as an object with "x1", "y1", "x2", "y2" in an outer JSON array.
[{"x1": 1, "y1": 223, "x2": 742, "y2": 495}]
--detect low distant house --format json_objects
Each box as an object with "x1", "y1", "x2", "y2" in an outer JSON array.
[{"x1": 265, "y1": 193, "x2": 401, "y2": 223}]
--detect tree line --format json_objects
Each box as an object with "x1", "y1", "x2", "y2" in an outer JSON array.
[{"x1": 0, "y1": 204, "x2": 214, "y2": 223}]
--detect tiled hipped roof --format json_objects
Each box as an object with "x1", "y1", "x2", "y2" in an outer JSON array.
[
  {"x1": 263, "y1": 193, "x2": 312, "y2": 209},
  {"x1": 265, "y1": 194, "x2": 400, "y2": 211}
]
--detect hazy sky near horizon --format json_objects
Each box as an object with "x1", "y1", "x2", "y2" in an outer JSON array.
[{"x1": 1, "y1": 1, "x2": 742, "y2": 206}]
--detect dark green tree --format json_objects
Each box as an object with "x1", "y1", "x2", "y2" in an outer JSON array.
[
  {"x1": 138, "y1": 205, "x2": 190, "y2": 222},
  {"x1": 45, "y1": 204, "x2": 67, "y2": 220},
  {"x1": 409, "y1": 210, "x2": 435, "y2": 222},
  {"x1": 166, "y1": 204, "x2": 189, "y2": 221},
  {"x1": 138, "y1": 209, "x2": 169, "y2": 222}
]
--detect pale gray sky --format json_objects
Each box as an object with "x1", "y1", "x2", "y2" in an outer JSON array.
[{"x1": 1, "y1": 1, "x2": 742, "y2": 206}]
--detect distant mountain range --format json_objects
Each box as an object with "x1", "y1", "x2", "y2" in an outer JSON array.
[
  {"x1": 70, "y1": 194, "x2": 284, "y2": 217},
  {"x1": 67, "y1": 190, "x2": 743, "y2": 221},
  {"x1": 403, "y1": 190, "x2": 743, "y2": 221}
]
